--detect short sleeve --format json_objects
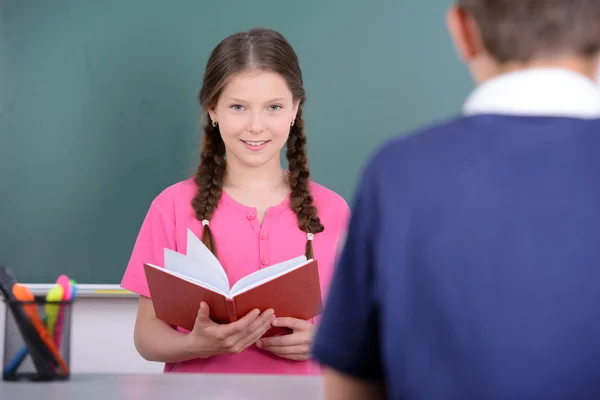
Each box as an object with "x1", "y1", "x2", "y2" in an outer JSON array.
[
  {"x1": 120, "y1": 200, "x2": 176, "y2": 298},
  {"x1": 311, "y1": 164, "x2": 383, "y2": 380}
]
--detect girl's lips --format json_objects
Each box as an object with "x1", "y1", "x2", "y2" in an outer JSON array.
[{"x1": 241, "y1": 139, "x2": 270, "y2": 151}]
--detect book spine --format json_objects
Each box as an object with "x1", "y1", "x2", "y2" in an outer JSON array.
[{"x1": 225, "y1": 298, "x2": 238, "y2": 323}]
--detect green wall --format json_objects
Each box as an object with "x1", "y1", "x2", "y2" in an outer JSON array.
[{"x1": 0, "y1": 0, "x2": 472, "y2": 283}]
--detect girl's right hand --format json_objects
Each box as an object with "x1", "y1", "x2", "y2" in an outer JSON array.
[{"x1": 187, "y1": 301, "x2": 275, "y2": 358}]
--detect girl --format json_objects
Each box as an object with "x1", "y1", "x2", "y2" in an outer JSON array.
[{"x1": 120, "y1": 28, "x2": 349, "y2": 375}]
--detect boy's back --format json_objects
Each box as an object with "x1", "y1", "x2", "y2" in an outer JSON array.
[
  {"x1": 368, "y1": 114, "x2": 600, "y2": 398},
  {"x1": 312, "y1": 0, "x2": 600, "y2": 395},
  {"x1": 314, "y1": 69, "x2": 600, "y2": 398}
]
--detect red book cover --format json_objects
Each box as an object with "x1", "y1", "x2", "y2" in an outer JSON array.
[{"x1": 143, "y1": 229, "x2": 322, "y2": 335}]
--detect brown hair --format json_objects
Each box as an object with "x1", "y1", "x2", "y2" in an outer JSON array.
[
  {"x1": 192, "y1": 28, "x2": 324, "y2": 260},
  {"x1": 458, "y1": 0, "x2": 600, "y2": 63}
]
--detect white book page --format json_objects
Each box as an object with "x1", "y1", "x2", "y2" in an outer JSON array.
[
  {"x1": 185, "y1": 228, "x2": 229, "y2": 289},
  {"x1": 147, "y1": 263, "x2": 227, "y2": 296},
  {"x1": 230, "y1": 255, "x2": 309, "y2": 296},
  {"x1": 164, "y1": 248, "x2": 231, "y2": 295}
]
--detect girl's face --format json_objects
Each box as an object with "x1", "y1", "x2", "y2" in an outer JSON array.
[{"x1": 208, "y1": 70, "x2": 299, "y2": 170}]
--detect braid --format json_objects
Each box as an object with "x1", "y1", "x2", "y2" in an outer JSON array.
[
  {"x1": 191, "y1": 119, "x2": 226, "y2": 257},
  {"x1": 286, "y1": 106, "x2": 324, "y2": 260}
]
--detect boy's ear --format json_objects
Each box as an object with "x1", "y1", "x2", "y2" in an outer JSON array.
[{"x1": 446, "y1": 5, "x2": 481, "y2": 62}]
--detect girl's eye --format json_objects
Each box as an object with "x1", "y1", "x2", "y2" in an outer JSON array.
[
  {"x1": 269, "y1": 105, "x2": 282, "y2": 111},
  {"x1": 231, "y1": 105, "x2": 244, "y2": 111}
]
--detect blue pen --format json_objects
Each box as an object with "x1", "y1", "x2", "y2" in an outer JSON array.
[
  {"x1": 2, "y1": 313, "x2": 50, "y2": 376},
  {"x1": 3, "y1": 341, "x2": 30, "y2": 376}
]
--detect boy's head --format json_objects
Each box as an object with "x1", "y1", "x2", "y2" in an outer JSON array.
[{"x1": 447, "y1": 0, "x2": 600, "y2": 83}]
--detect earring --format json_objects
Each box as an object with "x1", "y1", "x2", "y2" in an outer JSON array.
[
  {"x1": 212, "y1": 120, "x2": 217, "y2": 127},
  {"x1": 291, "y1": 120, "x2": 295, "y2": 127}
]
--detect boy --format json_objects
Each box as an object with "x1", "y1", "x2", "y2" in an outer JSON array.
[{"x1": 312, "y1": 1, "x2": 600, "y2": 399}]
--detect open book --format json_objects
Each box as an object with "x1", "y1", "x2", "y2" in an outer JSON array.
[{"x1": 144, "y1": 229, "x2": 322, "y2": 333}]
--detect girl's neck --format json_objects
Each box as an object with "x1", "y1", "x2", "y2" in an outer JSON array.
[{"x1": 224, "y1": 158, "x2": 288, "y2": 192}]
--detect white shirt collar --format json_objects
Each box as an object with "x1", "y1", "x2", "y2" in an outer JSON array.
[{"x1": 463, "y1": 68, "x2": 600, "y2": 119}]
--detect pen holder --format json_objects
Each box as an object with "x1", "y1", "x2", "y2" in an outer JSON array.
[{"x1": 2, "y1": 296, "x2": 73, "y2": 381}]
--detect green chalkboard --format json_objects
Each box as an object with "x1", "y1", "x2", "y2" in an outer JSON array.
[{"x1": 0, "y1": 0, "x2": 473, "y2": 283}]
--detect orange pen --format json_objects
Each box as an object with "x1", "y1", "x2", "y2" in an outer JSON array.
[{"x1": 12, "y1": 284, "x2": 69, "y2": 375}]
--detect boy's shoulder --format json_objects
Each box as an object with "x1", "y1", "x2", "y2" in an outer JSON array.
[
  {"x1": 374, "y1": 113, "x2": 600, "y2": 165},
  {"x1": 364, "y1": 113, "x2": 600, "y2": 190},
  {"x1": 366, "y1": 115, "x2": 475, "y2": 173}
]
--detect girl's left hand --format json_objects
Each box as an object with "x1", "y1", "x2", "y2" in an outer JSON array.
[{"x1": 256, "y1": 317, "x2": 314, "y2": 361}]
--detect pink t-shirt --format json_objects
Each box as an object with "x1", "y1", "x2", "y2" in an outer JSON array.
[{"x1": 120, "y1": 177, "x2": 350, "y2": 374}]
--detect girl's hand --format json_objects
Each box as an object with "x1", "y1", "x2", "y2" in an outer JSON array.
[
  {"x1": 256, "y1": 317, "x2": 314, "y2": 361},
  {"x1": 187, "y1": 302, "x2": 275, "y2": 358}
]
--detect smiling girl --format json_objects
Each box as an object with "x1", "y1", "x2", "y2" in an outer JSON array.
[{"x1": 120, "y1": 28, "x2": 349, "y2": 375}]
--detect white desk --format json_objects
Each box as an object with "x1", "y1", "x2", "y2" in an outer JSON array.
[{"x1": 0, "y1": 373, "x2": 323, "y2": 399}]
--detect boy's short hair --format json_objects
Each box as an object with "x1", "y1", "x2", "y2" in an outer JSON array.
[{"x1": 459, "y1": 0, "x2": 600, "y2": 63}]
